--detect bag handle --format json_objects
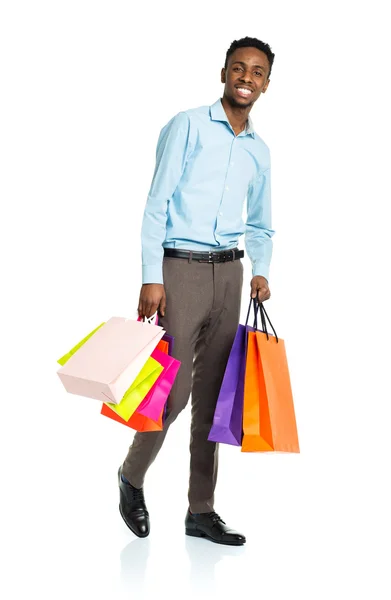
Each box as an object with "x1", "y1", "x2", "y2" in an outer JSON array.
[
  {"x1": 256, "y1": 300, "x2": 279, "y2": 342},
  {"x1": 137, "y1": 312, "x2": 159, "y2": 325},
  {"x1": 245, "y1": 297, "x2": 267, "y2": 331},
  {"x1": 245, "y1": 297, "x2": 259, "y2": 328}
]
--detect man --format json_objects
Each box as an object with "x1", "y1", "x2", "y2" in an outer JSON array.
[{"x1": 119, "y1": 36, "x2": 275, "y2": 546}]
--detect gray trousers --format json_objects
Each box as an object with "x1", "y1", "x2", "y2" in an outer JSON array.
[{"x1": 122, "y1": 255, "x2": 243, "y2": 513}]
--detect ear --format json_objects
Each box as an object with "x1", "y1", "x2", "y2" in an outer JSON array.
[{"x1": 221, "y1": 67, "x2": 226, "y2": 84}]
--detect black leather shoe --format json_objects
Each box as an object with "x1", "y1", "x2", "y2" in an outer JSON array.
[
  {"x1": 118, "y1": 466, "x2": 150, "y2": 538},
  {"x1": 185, "y1": 510, "x2": 246, "y2": 546}
]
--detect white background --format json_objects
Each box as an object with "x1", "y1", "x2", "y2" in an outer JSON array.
[{"x1": 1, "y1": 1, "x2": 390, "y2": 598}]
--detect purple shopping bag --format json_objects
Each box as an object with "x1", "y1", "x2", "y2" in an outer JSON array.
[
  {"x1": 162, "y1": 333, "x2": 174, "y2": 356},
  {"x1": 208, "y1": 299, "x2": 258, "y2": 446}
]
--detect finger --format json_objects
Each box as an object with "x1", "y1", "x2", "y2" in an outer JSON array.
[
  {"x1": 257, "y1": 288, "x2": 269, "y2": 303},
  {"x1": 145, "y1": 302, "x2": 159, "y2": 319},
  {"x1": 260, "y1": 290, "x2": 271, "y2": 302},
  {"x1": 138, "y1": 296, "x2": 145, "y2": 318},
  {"x1": 141, "y1": 299, "x2": 151, "y2": 319},
  {"x1": 250, "y1": 283, "x2": 258, "y2": 298},
  {"x1": 142, "y1": 296, "x2": 150, "y2": 318},
  {"x1": 144, "y1": 304, "x2": 153, "y2": 319},
  {"x1": 159, "y1": 298, "x2": 166, "y2": 317}
]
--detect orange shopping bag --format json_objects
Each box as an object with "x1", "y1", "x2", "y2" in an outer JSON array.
[
  {"x1": 242, "y1": 301, "x2": 300, "y2": 453},
  {"x1": 101, "y1": 402, "x2": 164, "y2": 431},
  {"x1": 100, "y1": 338, "x2": 169, "y2": 432}
]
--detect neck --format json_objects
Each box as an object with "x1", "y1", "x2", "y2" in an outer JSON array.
[{"x1": 221, "y1": 94, "x2": 252, "y2": 132}]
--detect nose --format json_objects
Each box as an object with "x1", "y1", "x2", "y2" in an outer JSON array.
[{"x1": 238, "y1": 70, "x2": 253, "y2": 84}]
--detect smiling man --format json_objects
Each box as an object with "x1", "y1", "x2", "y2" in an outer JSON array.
[{"x1": 119, "y1": 37, "x2": 275, "y2": 545}]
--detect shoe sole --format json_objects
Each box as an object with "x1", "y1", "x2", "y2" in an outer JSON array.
[
  {"x1": 118, "y1": 467, "x2": 150, "y2": 539},
  {"x1": 185, "y1": 528, "x2": 246, "y2": 546}
]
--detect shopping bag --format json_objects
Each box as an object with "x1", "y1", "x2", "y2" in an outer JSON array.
[
  {"x1": 208, "y1": 298, "x2": 258, "y2": 446},
  {"x1": 57, "y1": 323, "x2": 105, "y2": 366},
  {"x1": 160, "y1": 333, "x2": 174, "y2": 423},
  {"x1": 101, "y1": 334, "x2": 175, "y2": 431},
  {"x1": 104, "y1": 356, "x2": 164, "y2": 421},
  {"x1": 136, "y1": 347, "x2": 181, "y2": 421},
  {"x1": 101, "y1": 400, "x2": 164, "y2": 432},
  {"x1": 137, "y1": 315, "x2": 174, "y2": 356},
  {"x1": 162, "y1": 333, "x2": 174, "y2": 356},
  {"x1": 57, "y1": 316, "x2": 165, "y2": 403},
  {"x1": 155, "y1": 331, "x2": 175, "y2": 423},
  {"x1": 157, "y1": 339, "x2": 169, "y2": 354},
  {"x1": 135, "y1": 315, "x2": 178, "y2": 421},
  {"x1": 242, "y1": 302, "x2": 300, "y2": 453}
]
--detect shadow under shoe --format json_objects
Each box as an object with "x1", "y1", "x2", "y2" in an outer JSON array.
[
  {"x1": 185, "y1": 509, "x2": 246, "y2": 546},
  {"x1": 118, "y1": 466, "x2": 150, "y2": 538}
]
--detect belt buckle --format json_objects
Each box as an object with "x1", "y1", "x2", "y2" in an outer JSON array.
[{"x1": 199, "y1": 251, "x2": 214, "y2": 264}]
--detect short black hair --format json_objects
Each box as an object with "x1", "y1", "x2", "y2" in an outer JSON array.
[{"x1": 224, "y1": 37, "x2": 275, "y2": 79}]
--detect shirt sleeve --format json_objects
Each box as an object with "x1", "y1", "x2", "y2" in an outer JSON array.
[
  {"x1": 245, "y1": 166, "x2": 275, "y2": 282},
  {"x1": 141, "y1": 111, "x2": 192, "y2": 284}
]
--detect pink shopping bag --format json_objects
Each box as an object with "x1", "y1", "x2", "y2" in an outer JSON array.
[
  {"x1": 57, "y1": 316, "x2": 165, "y2": 404},
  {"x1": 136, "y1": 347, "x2": 181, "y2": 421}
]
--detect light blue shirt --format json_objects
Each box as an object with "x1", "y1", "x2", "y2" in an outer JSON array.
[{"x1": 141, "y1": 98, "x2": 275, "y2": 284}]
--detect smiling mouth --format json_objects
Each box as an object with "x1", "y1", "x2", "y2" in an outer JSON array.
[{"x1": 235, "y1": 87, "x2": 253, "y2": 98}]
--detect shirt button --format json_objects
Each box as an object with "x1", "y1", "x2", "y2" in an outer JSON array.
[
  {"x1": 219, "y1": 211, "x2": 223, "y2": 216},
  {"x1": 231, "y1": 161, "x2": 234, "y2": 166},
  {"x1": 225, "y1": 185, "x2": 229, "y2": 191}
]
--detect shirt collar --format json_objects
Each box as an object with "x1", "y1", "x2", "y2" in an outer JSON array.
[{"x1": 210, "y1": 98, "x2": 255, "y2": 138}]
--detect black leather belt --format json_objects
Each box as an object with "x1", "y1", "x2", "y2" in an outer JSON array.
[{"x1": 164, "y1": 247, "x2": 244, "y2": 263}]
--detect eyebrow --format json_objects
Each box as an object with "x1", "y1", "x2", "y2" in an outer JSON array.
[{"x1": 232, "y1": 61, "x2": 266, "y2": 72}]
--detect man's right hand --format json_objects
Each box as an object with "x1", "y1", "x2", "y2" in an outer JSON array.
[{"x1": 138, "y1": 284, "x2": 166, "y2": 319}]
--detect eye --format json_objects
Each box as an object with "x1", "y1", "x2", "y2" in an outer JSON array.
[
  {"x1": 233, "y1": 67, "x2": 243, "y2": 72},
  {"x1": 255, "y1": 71, "x2": 263, "y2": 77}
]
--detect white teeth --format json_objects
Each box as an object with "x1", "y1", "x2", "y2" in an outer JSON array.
[{"x1": 237, "y1": 88, "x2": 251, "y2": 95}]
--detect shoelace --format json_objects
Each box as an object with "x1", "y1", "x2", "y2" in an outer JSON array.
[
  {"x1": 132, "y1": 487, "x2": 145, "y2": 503},
  {"x1": 207, "y1": 512, "x2": 225, "y2": 525}
]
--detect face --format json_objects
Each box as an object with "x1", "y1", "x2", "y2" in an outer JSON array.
[{"x1": 221, "y1": 47, "x2": 270, "y2": 108}]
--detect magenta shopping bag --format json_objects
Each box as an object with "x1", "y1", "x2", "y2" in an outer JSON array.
[
  {"x1": 208, "y1": 299, "x2": 258, "y2": 446},
  {"x1": 160, "y1": 333, "x2": 174, "y2": 423},
  {"x1": 135, "y1": 346, "x2": 180, "y2": 421},
  {"x1": 135, "y1": 315, "x2": 179, "y2": 422}
]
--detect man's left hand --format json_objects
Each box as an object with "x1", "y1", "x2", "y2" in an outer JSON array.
[{"x1": 250, "y1": 276, "x2": 271, "y2": 303}]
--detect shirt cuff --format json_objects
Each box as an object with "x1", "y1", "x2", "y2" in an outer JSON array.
[
  {"x1": 142, "y1": 264, "x2": 164, "y2": 285},
  {"x1": 252, "y1": 262, "x2": 270, "y2": 282}
]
